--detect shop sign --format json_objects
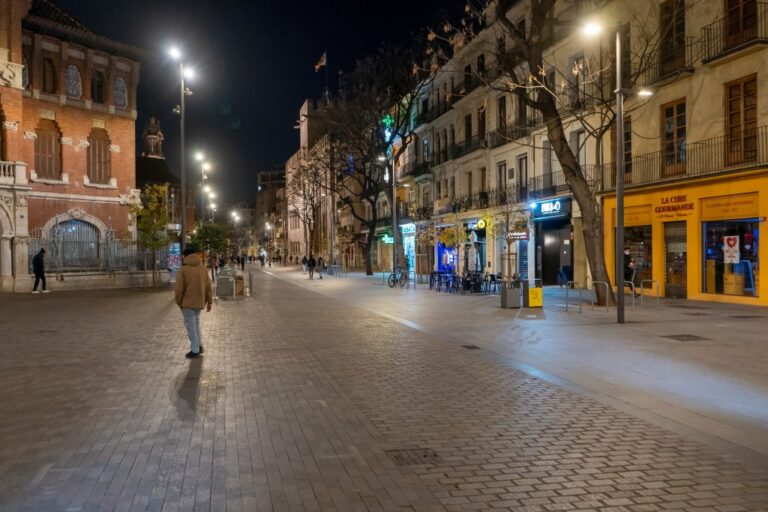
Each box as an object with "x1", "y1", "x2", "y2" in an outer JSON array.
[
  {"x1": 532, "y1": 198, "x2": 571, "y2": 220},
  {"x1": 381, "y1": 234, "x2": 394, "y2": 244},
  {"x1": 505, "y1": 229, "x2": 529, "y2": 241},
  {"x1": 466, "y1": 219, "x2": 484, "y2": 230},
  {"x1": 654, "y1": 194, "x2": 694, "y2": 218},
  {"x1": 400, "y1": 223, "x2": 416, "y2": 235},
  {"x1": 701, "y1": 193, "x2": 759, "y2": 221},
  {"x1": 723, "y1": 236, "x2": 740, "y2": 264}
]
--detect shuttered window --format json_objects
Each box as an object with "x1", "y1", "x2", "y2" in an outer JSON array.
[
  {"x1": 35, "y1": 119, "x2": 61, "y2": 179},
  {"x1": 87, "y1": 128, "x2": 111, "y2": 184}
]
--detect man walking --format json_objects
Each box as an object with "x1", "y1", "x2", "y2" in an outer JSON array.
[
  {"x1": 32, "y1": 248, "x2": 49, "y2": 294},
  {"x1": 175, "y1": 248, "x2": 213, "y2": 358},
  {"x1": 307, "y1": 254, "x2": 316, "y2": 280}
]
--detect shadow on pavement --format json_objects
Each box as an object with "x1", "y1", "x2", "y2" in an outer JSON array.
[{"x1": 174, "y1": 358, "x2": 202, "y2": 420}]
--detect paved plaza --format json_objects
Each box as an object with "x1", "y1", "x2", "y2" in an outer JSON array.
[{"x1": 1, "y1": 269, "x2": 768, "y2": 511}]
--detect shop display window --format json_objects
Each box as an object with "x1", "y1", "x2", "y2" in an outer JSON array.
[
  {"x1": 703, "y1": 219, "x2": 759, "y2": 297},
  {"x1": 624, "y1": 226, "x2": 652, "y2": 287},
  {"x1": 437, "y1": 243, "x2": 457, "y2": 273}
]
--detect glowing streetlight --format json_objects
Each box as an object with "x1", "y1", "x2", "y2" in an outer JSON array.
[
  {"x1": 202, "y1": 162, "x2": 212, "y2": 172},
  {"x1": 169, "y1": 47, "x2": 182, "y2": 60},
  {"x1": 195, "y1": 152, "x2": 205, "y2": 162},
  {"x1": 203, "y1": 185, "x2": 211, "y2": 193},
  {"x1": 580, "y1": 21, "x2": 603, "y2": 37}
]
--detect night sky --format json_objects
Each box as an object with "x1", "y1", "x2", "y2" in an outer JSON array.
[{"x1": 55, "y1": 0, "x2": 453, "y2": 206}]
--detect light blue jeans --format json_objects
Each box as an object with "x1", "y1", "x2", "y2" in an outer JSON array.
[{"x1": 182, "y1": 308, "x2": 202, "y2": 353}]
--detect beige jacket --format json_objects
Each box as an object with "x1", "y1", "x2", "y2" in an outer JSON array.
[{"x1": 175, "y1": 254, "x2": 213, "y2": 309}]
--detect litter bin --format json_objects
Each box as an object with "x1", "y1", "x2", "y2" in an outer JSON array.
[
  {"x1": 522, "y1": 280, "x2": 543, "y2": 308},
  {"x1": 500, "y1": 280, "x2": 522, "y2": 309},
  {"x1": 217, "y1": 267, "x2": 236, "y2": 298}
]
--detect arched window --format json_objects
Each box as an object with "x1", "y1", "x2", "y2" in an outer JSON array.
[
  {"x1": 91, "y1": 71, "x2": 105, "y2": 103},
  {"x1": 35, "y1": 119, "x2": 62, "y2": 179},
  {"x1": 113, "y1": 76, "x2": 128, "y2": 109},
  {"x1": 22, "y1": 54, "x2": 30, "y2": 89},
  {"x1": 87, "y1": 128, "x2": 111, "y2": 184},
  {"x1": 51, "y1": 219, "x2": 100, "y2": 269},
  {"x1": 65, "y1": 64, "x2": 82, "y2": 99},
  {"x1": 43, "y1": 58, "x2": 56, "y2": 94}
]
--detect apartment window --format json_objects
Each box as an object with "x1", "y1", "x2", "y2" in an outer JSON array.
[
  {"x1": 517, "y1": 154, "x2": 528, "y2": 194},
  {"x1": 436, "y1": 180, "x2": 442, "y2": 198},
  {"x1": 477, "y1": 54, "x2": 486, "y2": 76},
  {"x1": 464, "y1": 64, "x2": 472, "y2": 91},
  {"x1": 91, "y1": 71, "x2": 106, "y2": 103},
  {"x1": 570, "y1": 129, "x2": 587, "y2": 169},
  {"x1": 727, "y1": 0, "x2": 758, "y2": 45},
  {"x1": 87, "y1": 128, "x2": 111, "y2": 184},
  {"x1": 65, "y1": 65, "x2": 82, "y2": 99},
  {"x1": 497, "y1": 95, "x2": 507, "y2": 129},
  {"x1": 42, "y1": 58, "x2": 56, "y2": 94},
  {"x1": 22, "y1": 54, "x2": 30, "y2": 89},
  {"x1": 497, "y1": 161, "x2": 507, "y2": 187},
  {"x1": 423, "y1": 138, "x2": 429, "y2": 161},
  {"x1": 422, "y1": 187, "x2": 430, "y2": 207},
  {"x1": 442, "y1": 129, "x2": 448, "y2": 161},
  {"x1": 661, "y1": 98, "x2": 686, "y2": 174},
  {"x1": 478, "y1": 107, "x2": 486, "y2": 140},
  {"x1": 516, "y1": 93, "x2": 527, "y2": 126},
  {"x1": 464, "y1": 114, "x2": 472, "y2": 142},
  {"x1": 421, "y1": 97, "x2": 428, "y2": 115},
  {"x1": 480, "y1": 167, "x2": 487, "y2": 192},
  {"x1": 442, "y1": 83, "x2": 448, "y2": 108},
  {"x1": 449, "y1": 125, "x2": 455, "y2": 149},
  {"x1": 449, "y1": 177, "x2": 455, "y2": 197},
  {"x1": 569, "y1": 54, "x2": 586, "y2": 108},
  {"x1": 466, "y1": 171, "x2": 473, "y2": 195},
  {"x1": 35, "y1": 119, "x2": 62, "y2": 179},
  {"x1": 660, "y1": 1, "x2": 685, "y2": 74},
  {"x1": 726, "y1": 74, "x2": 757, "y2": 165},
  {"x1": 436, "y1": 88, "x2": 441, "y2": 110}
]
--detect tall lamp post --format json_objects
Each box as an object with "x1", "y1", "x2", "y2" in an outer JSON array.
[
  {"x1": 169, "y1": 47, "x2": 194, "y2": 251},
  {"x1": 379, "y1": 154, "x2": 397, "y2": 277},
  {"x1": 582, "y1": 22, "x2": 652, "y2": 324}
]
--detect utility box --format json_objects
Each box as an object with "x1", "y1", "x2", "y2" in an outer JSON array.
[
  {"x1": 500, "y1": 281, "x2": 522, "y2": 309},
  {"x1": 522, "y1": 281, "x2": 543, "y2": 308}
]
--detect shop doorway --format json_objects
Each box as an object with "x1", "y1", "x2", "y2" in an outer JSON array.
[
  {"x1": 664, "y1": 221, "x2": 687, "y2": 298},
  {"x1": 536, "y1": 219, "x2": 572, "y2": 285}
]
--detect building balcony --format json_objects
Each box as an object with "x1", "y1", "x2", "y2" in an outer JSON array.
[
  {"x1": 638, "y1": 37, "x2": 695, "y2": 85},
  {"x1": 415, "y1": 101, "x2": 453, "y2": 127},
  {"x1": 401, "y1": 159, "x2": 432, "y2": 179},
  {"x1": 702, "y1": 3, "x2": 768, "y2": 63},
  {"x1": 528, "y1": 166, "x2": 597, "y2": 200},
  {"x1": 600, "y1": 125, "x2": 768, "y2": 191},
  {"x1": 446, "y1": 185, "x2": 527, "y2": 213},
  {"x1": 0, "y1": 161, "x2": 28, "y2": 187},
  {"x1": 489, "y1": 125, "x2": 530, "y2": 148},
  {"x1": 453, "y1": 135, "x2": 487, "y2": 159},
  {"x1": 452, "y1": 68, "x2": 501, "y2": 100}
]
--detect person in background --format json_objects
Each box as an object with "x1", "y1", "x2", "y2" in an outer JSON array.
[
  {"x1": 307, "y1": 254, "x2": 316, "y2": 280},
  {"x1": 301, "y1": 255, "x2": 308, "y2": 274},
  {"x1": 31, "y1": 248, "x2": 49, "y2": 294},
  {"x1": 175, "y1": 247, "x2": 213, "y2": 359},
  {"x1": 623, "y1": 246, "x2": 640, "y2": 297},
  {"x1": 317, "y1": 256, "x2": 324, "y2": 279}
]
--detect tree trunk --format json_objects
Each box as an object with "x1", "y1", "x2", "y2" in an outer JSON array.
[
  {"x1": 542, "y1": 98, "x2": 615, "y2": 306},
  {"x1": 364, "y1": 229, "x2": 375, "y2": 275}
]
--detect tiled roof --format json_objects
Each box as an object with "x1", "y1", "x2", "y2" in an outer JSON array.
[{"x1": 29, "y1": 0, "x2": 92, "y2": 34}]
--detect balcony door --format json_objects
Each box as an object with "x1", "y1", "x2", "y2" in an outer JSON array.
[
  {"x1": 664, "y1": 221, "x2": 687, "y2": 298},
  {"x1": 661, "y1": 99, "x2": 686, "y2": 177},
  {"x1": 517, "y1": 154, "x2": 528, "y2": 201},
  {"x1": 725, "y1": 74, "x2": 757, "y2": 166},
  {"x1": 660, "y1": 0, "x2": 686, "y2": 75},
  {"x1": 727, "y1": 0, "x2": 758, "y2": 50}
]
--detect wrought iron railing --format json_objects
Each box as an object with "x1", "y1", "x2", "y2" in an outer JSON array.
[
  {"x1": 639, "y1": 36, "x2": 696, "y2": 86},
  {"x1": 489, "y1": 125, "x2": 531, "y2": 148},
  {"x1": 449, "y1": 185, "x2": 527, "y2": 213},
  {"x1": 702, "y1": 2, "x2": 768, "y2": 62},
  {"x1": 402, "y1": 159, "x2": 431, "y2": 178},
  {"x1": 453, "y1": 135, "x2": 486, "y2": 159},
  {"x1": 528, "y1": 166, "x2": 597, "y2": 200},
  {"x1": 27, "y1": 238, "x2": 169, "y2": 273},
  {"x1": 601, "y1": 125, "x2": 768, "y2": 190}
]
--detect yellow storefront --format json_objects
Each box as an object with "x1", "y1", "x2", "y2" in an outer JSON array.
[{"x1": 603, "y1": 172, "x2": 767, "y2": 305}]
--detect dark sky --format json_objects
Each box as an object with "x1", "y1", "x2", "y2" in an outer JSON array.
[{"x1": 55, "y1": 0, "x2": 453, "y2": 206}]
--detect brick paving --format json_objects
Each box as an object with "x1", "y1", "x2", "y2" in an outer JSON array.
[{"x1": 1, "y1": 271, "x2": 767, "y2": 511}]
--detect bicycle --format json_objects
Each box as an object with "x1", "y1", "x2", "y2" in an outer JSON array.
[{"x1": 387, "y1": 268, "x2": 407, "y2": 288}]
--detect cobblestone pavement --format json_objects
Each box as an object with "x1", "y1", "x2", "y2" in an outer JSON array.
[{"x1": 1, "y1": 272, "x2": 768, "y2": 511}]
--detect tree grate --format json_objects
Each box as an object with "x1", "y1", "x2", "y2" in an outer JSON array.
[
  {"x1": 385, "y1": 448, "x2": 442, "y2": 466},
  {"x1": 462, "y1": 344, "x2": 481, "y2": 350},
  {"x1": 662, "y1": 334, "x2": 711, "y2": 341}
]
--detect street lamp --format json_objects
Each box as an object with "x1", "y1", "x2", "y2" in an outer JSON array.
[
  {"x1": 169, "y1": 46, "x2": 195, "y2": 251},
  {"x1": 582, "y1": 21, "x2": 652, "y2": 324}
]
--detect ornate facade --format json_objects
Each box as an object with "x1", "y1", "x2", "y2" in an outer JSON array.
[{"x1": 0, "y1": 0, "x2": 143, "y2": 291}]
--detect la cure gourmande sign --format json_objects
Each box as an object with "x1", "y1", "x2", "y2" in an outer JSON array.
[{"x1": 654, "y1": 194, "x2": 694, "y2": 219}]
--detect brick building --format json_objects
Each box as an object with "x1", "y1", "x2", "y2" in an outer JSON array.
[{"x1": 0, "y1": 0, "x2": 144, "y2": 291}]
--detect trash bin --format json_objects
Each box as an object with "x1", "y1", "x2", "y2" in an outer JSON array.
[
  {"x1": 217, "y1": 268, "x2": 235, "y2": 298},
  {"x1": 500, "y1": 280, "x2": 522, "y2": 309},
  {"x1": 522, "y1": 280, "x2": 543, "y2": 308}
]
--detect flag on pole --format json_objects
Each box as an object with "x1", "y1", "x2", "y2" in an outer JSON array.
[{"x1": 314, "y1": 52, "x2": 327, "y2": 72}]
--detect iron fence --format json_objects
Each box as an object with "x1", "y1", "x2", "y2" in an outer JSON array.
[
  {"x1": 600, "y1": 125, "x2": 768, "y2": 190},
  {"x1": 702, "y1": 2, "x2": 768, "y2": 63}
]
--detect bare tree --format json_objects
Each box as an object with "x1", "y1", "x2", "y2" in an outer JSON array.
[
  {"x1": 432, "y1": 0, "x2": 672, "y2": 304},
  {"x1": 286, "y1": 152, "x2": 324, "y2": 257},
  {"x1": 318, "y1": 45, "x2": 432, "y2": 275}
]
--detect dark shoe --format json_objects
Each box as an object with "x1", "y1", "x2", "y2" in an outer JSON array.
[
  {"x1": 198, "y1": 344, "x2": 204, "y2": 354},
  {"x1": 185, "y1": 351, "x2": 200, "y2": 359}
]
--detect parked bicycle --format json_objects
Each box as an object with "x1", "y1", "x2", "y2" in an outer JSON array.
[{"x1": 388, "y1": 268, "x2": 407, "y2": 288}]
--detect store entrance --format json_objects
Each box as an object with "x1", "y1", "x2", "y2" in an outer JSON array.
[
  {"x1": 664, "y1": 221, "x2": 687, "y2": 298},
  {"x1": 536, "y1": 219, "x2": 572, "y2": 285}
]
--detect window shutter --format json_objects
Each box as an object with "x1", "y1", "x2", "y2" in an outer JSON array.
[{"x1": 543, "y1": 140, "x2": 551, "y2": 174}]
